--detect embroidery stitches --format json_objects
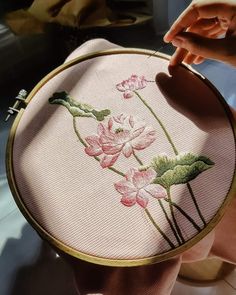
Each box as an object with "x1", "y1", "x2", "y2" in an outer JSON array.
[
  {"x1": 85, "y1": 114, "x2": 156, "y2": 168},
  {"x1": 48, "y1": 72, "x2": 215, "y2": 250},
  {"x1": 114, "y1": 168, "x2": 167, "y2": 208},
  {"x1": 116, "y1": 74, "x2": 210, "y2": 233},
  {"x1": 151, "y1": 153, "x2": 214, "y2": 189},
  {"x1": 49, "y1": 91, "x2": 110, "y2": 121},
  {"x1": 116, "y1": 74, "x2": 147, "y2": 99}
]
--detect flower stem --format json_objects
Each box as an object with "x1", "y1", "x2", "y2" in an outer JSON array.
[
  {"x1": 133, "y1": 151, "x2": 143, "y2": 166},
  {"x1": 158, "y1": 199, "x2": 182, "y2": 246},
  {"x1": 164, "y1": 198, "x2": 201, "y2": 232},
  {"x1": 73, "y1": 117, "x2": 125, "y2": 177},
  {"x1": 145, "y1": 208, "x2": 175, "y2": 249},
  {"x1": 134, "y1": 91, "x2": 178, "y2": 155},
  {"x1": 187, "y1": 183, "x2": 206, "y2": 227},
  {"x1": 167, "y1": 188, "x2": 185, "y2": 244},
  {"x1": 132, "y1": 149, "x2": 181, "y2": 246},
  {"x1": 134, "y1": 91, "x2": 205, "y2": 228}
]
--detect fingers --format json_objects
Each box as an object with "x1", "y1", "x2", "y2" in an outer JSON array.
[
  {"x1": 170, "y1": 48, "x2": 189, "y2": 66},
  {"x1": 170, "y1": 49, "x2": 202, "y2": 66},
  {"x1": 194, "y1": 56, "x2": 205, "y2": 64},
  {"x1": 164, "y1": 5, "x2": 199, "y2": 42},
  {"x1": 190, "y1": 17, "x2": 218, "y2": 31},
  {"x1": 170, "y1": 32, "x2": 236, "y2": 65},
  {"x1": 170, "y1": 17, "x2": 227, "y2": 66},
  {"x1": 183, "y1": 52, "x2": 199, "y2": 64},
  {"x1": 164, "y1": 2, "x2": 236, "y2": 42}
]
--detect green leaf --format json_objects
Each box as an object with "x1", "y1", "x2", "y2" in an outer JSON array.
[
  {"x1": 49, "y1": 91, "x2": 111, "y2": 121},
  {"x1": 151, "y1": 153, "x2": 214, "y2": 188}
]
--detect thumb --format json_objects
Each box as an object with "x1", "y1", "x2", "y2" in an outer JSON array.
[{"x1": 171, "y1": 32, "x2": 236, "y2": 65}]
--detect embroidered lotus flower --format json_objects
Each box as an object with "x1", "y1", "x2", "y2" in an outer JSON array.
[
  {"x1": 116, "y1": 74, "x2": 147, "y2": 99},
  {"x1": 85, "y1": 114, "x2": 156, "y2": 168},
  {"x1": 114, "y1": 168, "x2": 167, "y2": 208}
]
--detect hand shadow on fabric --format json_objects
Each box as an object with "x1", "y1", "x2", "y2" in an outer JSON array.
[
  {"x1": 155, "y1": 65, "x2": 229, "y2": 131},
  {"x1": 155, "y1": 64, "x2": 235, "y2": 262}
]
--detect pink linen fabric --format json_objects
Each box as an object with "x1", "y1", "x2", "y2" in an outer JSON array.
[
  {"x1": 66, "y1": 39, "x2": 236, "y2": 295},
  {"x1": 63, "y1": 39, "x2": 236, "y2": 295},
  {"x1": 11, "y1": 38, "x2": 236, "y2": 295}
]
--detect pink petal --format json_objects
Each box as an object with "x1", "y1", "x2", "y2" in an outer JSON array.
[
  {"x1": 85, "y1": 146, "x2": 103, "y2": 156},
  {"x1": 136, "y1": 194, "x2": 149, "y2": 208},
  {"x1": 125, "y1": 168, "x2": 136, "y2": 182},
  {"x1": 102, "y1": 144, "x2": 123, "y2": 155},
  {"x1": 120, "y1": 195, "x2": 136, "y2": 207},
  {"x1": 122, "y1": 143, "x2": 133, "y2": 158},
  {"x1": 131, "y1": 126, "x2": 145, "y2": 139},
  {"x1": 132, "y1": 168, "x2": 156, "y2": 188},
  {"x1": 108, "y1": 118, "x2": 113, "y2": 130},
  {"x1": 145, "y1": 184, "x2": 167, "y2": 199},
  {"x1": 113, "y1": 130, "x2": 130, "y2": 143},
  {"x1": 132, "y1": 170, "x2": 150, "y2": 188},
  {"x1": 84, "y1": 135, "x2": 103, "y2": 156},
  {"x1": 131, "y1": 138, "x2": 152, "y2": 150},
  {"x1": 100, "y1": 153, "x2": 120, "y2": 168},
  {"x1": 85, "y1": 135, "x2": 100, "y2": 146},
  {"x1": 113, "y1": 114, "x2": 125, "y2": 124},
  {"x1": 100, "y1": 133, "x2": 115, "y2": 144},
  {"x1": 122, "y1": 80, "x2": 130, "y2": 90},
  {"x1": 123, "y1": 90, "x2": 133, "y2": 99},
  {"x1": 132, "y1": 129, "x2": 156, "y2": 150},
  {"x1": 131, "y1": 74, "x2": 138, "y2": 79},
  {"x1": 139, "y1": 76, "x2": 147, "y2": 89},
  {"x1": 114, "y1": 179, "x2": 136, "y2": 194},
  {"x1": 129, "y1": 115, "x2": 134, "y2": 128},
  {"x1": 127, "y1": 80, "x2": 135, "y2": 91},
  {"x1": 145, "y1": 168, "x2": 157, "y2": 183},
  {"x1": 116, "y1": 83, "x2": 125, "y2": 92},
  {"x1": 97, "y1": 123, "x2": 106, "y2": 136}
]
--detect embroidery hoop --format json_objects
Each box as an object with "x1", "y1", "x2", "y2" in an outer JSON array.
[{"x1": 6, "y1": 48, "x2": 236, "y2": 267}]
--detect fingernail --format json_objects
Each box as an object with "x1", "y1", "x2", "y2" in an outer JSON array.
[
  {"x1": 172, "y1": 37, "x2": 184, "y2": 47},
  {"x1": 163, "y1": 32, "x2": 170, "y2": 43}
]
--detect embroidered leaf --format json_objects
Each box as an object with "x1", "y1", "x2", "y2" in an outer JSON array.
[
  {"x1": 151, "y1": 153, "x2": 214, "y2": 188},
  {"x1": 49, "y1": 91, "x2": 110, "y2": 121}
]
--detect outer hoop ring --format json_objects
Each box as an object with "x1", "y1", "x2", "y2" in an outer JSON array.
[{"x1": 6, "y1": 48, "x2": 236, "y2": 267}]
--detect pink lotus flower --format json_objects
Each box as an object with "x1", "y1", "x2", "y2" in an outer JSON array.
[
  {"x1": 114, "y1": 168, "x2": 167, "y2": 208},
  {"x1": 116, "y1": 75, "x2": 147, "y2": 99},
  {"x1": 85, "y1": 114, "x2": 156, "y2": 168}
]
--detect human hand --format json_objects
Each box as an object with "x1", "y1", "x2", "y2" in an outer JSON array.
[{"x1": 164, "y1": 0, "x2": 236, "y2": 67}]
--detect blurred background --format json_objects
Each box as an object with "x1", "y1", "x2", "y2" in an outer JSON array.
[{"x1": 1, "y1": 1, "x2": 236, "y2": 294}]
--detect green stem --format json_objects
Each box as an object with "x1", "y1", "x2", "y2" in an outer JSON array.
[
  {"x1": 73, "y1": 117, "x2": 88, "y2": 147},
  {"x1": 164, "y1": 198, "x2": 201, "y2": 232},
  {"x1": 187, "y1": 183, "x2": 206, "y2": 227},
  {"x1": 73, "y1": 117, "x2": 125, "y2": 177},
  {"x1": 134, "y1": 91, "x2": 178, "y2": 155},
  {"x1": 167, "y1": 188, "x2": 185, "y2": 244},
  {"x1": 133, "y1": 151, "x2": 143, "y2": 166},
  {"x1": 132, "y1": 146, "x2": 181, "y2": 246},
  {"x1": 158, "y1": 199, "x2": 182, "y2": 246},
  {"x1": 134, "y1": 91, "x2": 205, "y2": 228},
  {"x1": 145, "y1": 208, "x2": 175, "y2": 249}
]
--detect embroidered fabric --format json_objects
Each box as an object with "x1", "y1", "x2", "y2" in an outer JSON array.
[{"x1": 12, "y1": 39, "x2": 235, "y2": 264}]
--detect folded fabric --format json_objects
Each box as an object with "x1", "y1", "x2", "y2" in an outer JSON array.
[{"x1": 5, "y1": 0, "x2": 148, "y2": 34}]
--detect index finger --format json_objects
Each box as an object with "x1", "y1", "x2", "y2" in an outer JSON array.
[
  {"x1": 164, "y1": 5, "x2": 199, "y2": 42},
  {"x1": 164, "y1": 2, "x2": 235, "y2": 42}
]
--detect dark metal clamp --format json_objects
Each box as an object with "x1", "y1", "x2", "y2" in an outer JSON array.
[{"x1": 5, "y1": 89, "x2": 28, "y2": 122}]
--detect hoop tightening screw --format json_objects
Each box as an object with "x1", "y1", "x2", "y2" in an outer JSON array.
[{"x1": 5, "y1": 89, "x2": 27, "y2": 122}]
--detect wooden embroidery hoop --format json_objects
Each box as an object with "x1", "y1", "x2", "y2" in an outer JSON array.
[{"x1": 6, "y1": 48, "x2": 236, "y2": 267}]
